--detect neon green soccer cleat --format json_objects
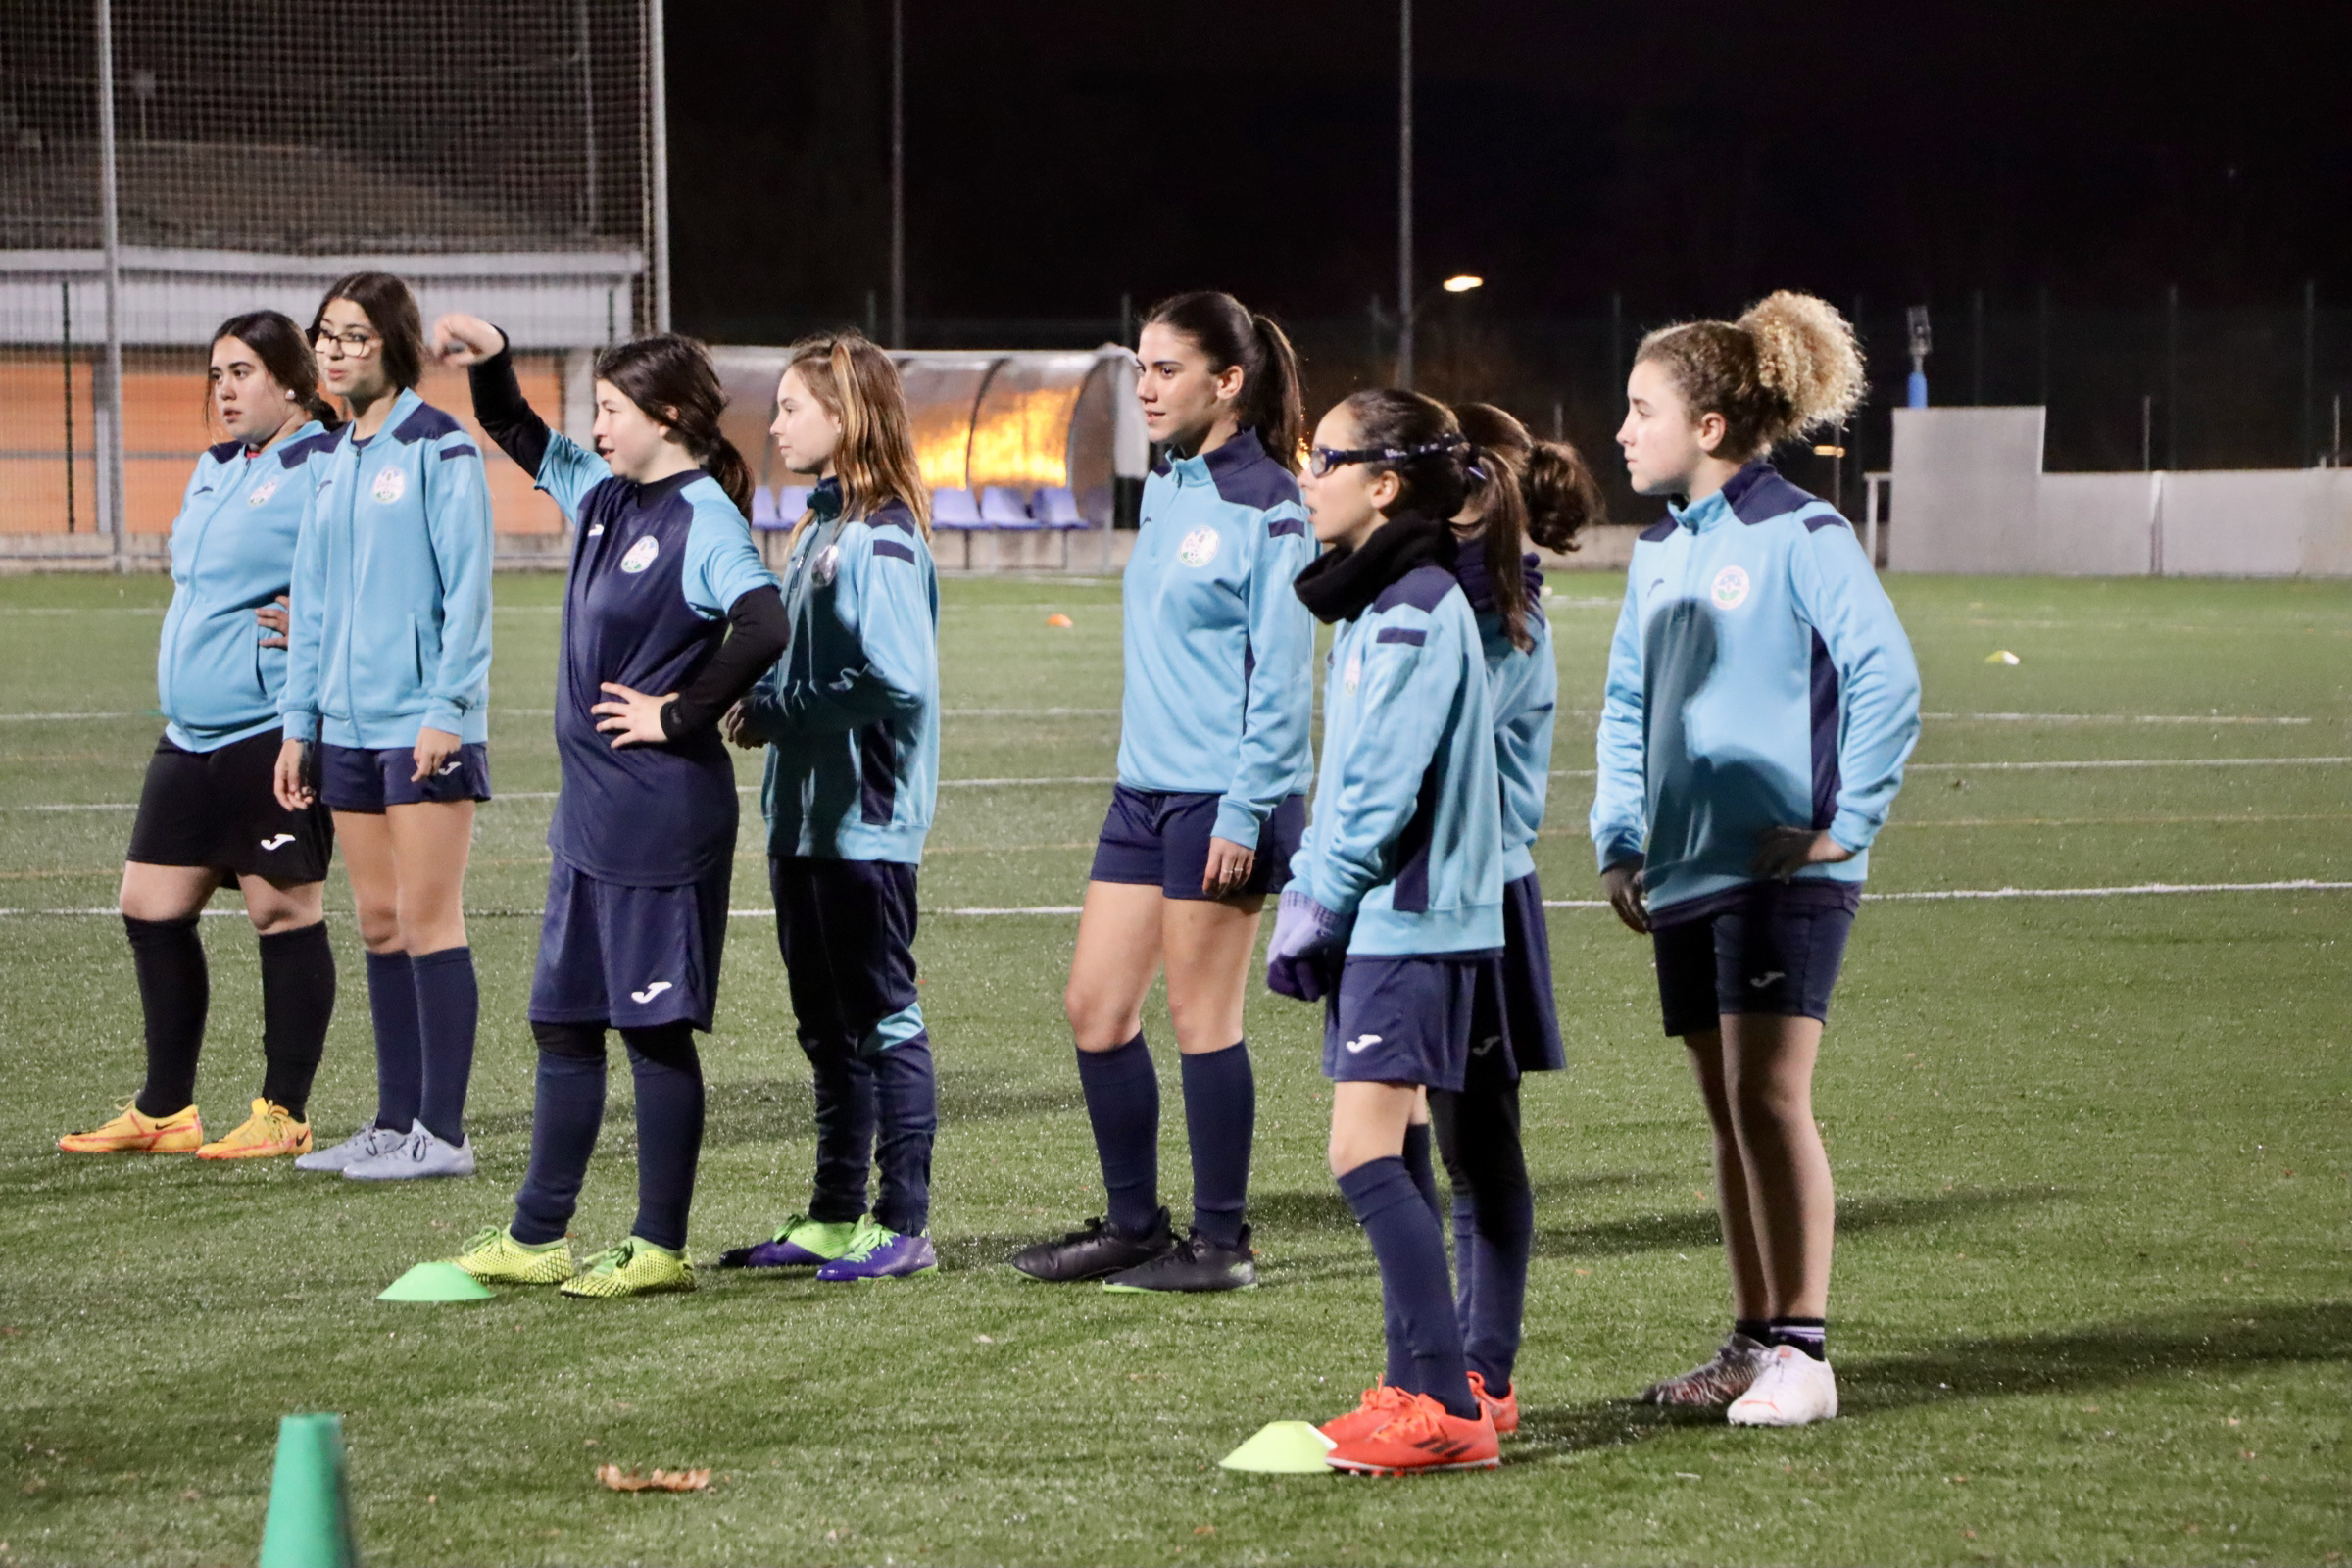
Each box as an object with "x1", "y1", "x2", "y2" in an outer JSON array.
[
  {"x1": 559, "y1": 1238, "x2": 696, "y2": 1299},
  {"x1": 449, "y1": 1226, "x2": 576, "y2": 1286}
]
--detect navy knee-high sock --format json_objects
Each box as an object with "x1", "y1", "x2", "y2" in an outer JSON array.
[
  {"x1": 1076, "y1": 1032, "x2": 1159, "y2": 1235},
  {"x1": 1338, "y1": 1156, "x2": 1476, "y2": 1420},
  {"x1": 623, "y1": 1022, "x2": 704, "y2": 1252},
  {"x1": 364, "y1": 950, "x2": 421, "y2": 1131},
  {"x1": 1433, "y1": 1083, "x2": 1535, "y2": 1395},
  {"x1": 871, "y1": 1036, "x2": 938, "y2": 1236},
  {"x1": 258, "y1": 923, "x2": 335, "y2": 1121},
  {"x1": 1387, "y1": 1122, "x2": 1443, "y2": 1388},
  {"x1": 126, "y1": 915, "x2": 208, "y2": 1118},
  {"x1": 513, "y1": 1022, "x2": 608, "y2": 1246},
  {"x1": 1180, "y1": 1042, "x2": 1253, "y2": 1249},
  {"x1": 801, "y1": 1033, "x2": 875, "y2": 1223},
  {"x1": 411, "y1": 946, "x2": 477, "y2": 1144}
]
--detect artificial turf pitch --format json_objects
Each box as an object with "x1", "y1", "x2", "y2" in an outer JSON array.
[{"x1": 0, "y1": 569, "x2": 2345, "y2": 1567}]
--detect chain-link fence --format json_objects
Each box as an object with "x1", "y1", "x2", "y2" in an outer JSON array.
[{"x1": 1, "y1": 0, "x2": 662, "y2": 562}]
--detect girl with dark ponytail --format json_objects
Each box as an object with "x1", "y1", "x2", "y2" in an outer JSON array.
[
  {"x1": 1266, "y1": 387, "x2": 1508, "y2": 1474},
  {"x1": 1009, "y1": 292, "x2": 1315, "y2": 1294},
  {"x1": 61, "y1": 312, "x2": 344, "y2": 1164},
  {"x1": 423, "y1": 313, "x2": 787, "y2": 1298}
]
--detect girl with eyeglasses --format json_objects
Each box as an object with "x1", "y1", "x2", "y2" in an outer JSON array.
[
  {"x1": 430, "y1": 313, "x2": 784, "y2": 1298},
  {"x1": 59, "y1": 312, "x2": 344, "y2": 1163},
  {"x1": 1268, "y1": 389, "x2": 1507, "y2": 1475},
  {"x1": 1593, "y1": 292, "x2": 1920, "y2": 1426},
  {"x1": 274, "y1": 271, "x2": 494, "y2": 1183},
  {"x1": 1009, "y1": 292, "x2": 1314, "y2": 1295}
]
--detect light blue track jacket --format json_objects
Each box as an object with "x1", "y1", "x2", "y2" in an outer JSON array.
[
  {"x1": 281, "y1": 389, "x2": 494, "y2": 748},
  {"x1": 1291, "y1": 562, "x2": 1503, "y2": 956},
  {"x1": 741, "y1": 483, "x2": 940, "y2": 864},
  {"x1": 1482, "y1": 604, "x2": 1558, "y2": 885},
  {"x1": 157, "y1": 422, "x2": 334, "y2": 751},
  {"x1": 1590, "y1": 462, "x2": 1921, "y2": 916},
  {"x1": 1116, "y1": 429, "x2": 1316, "y2": 849}
]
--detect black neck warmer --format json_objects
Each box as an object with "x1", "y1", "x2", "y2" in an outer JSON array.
[{"x1": 1294, "y1": 512, "x2": 1452, "y2": 625}]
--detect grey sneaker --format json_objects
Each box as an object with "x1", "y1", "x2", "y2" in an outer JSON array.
[
  {"x1": 343, "y1": 1121, "x2": 476, "y2": 1181},
  {"x1": 293, "y1": 1121, "x2": 407, "y2": 1173},
  {"x1": 1641, "y1": 1332, "x2": 1775, "y2": 1407}
]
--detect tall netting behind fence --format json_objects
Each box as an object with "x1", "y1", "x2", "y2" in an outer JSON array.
[{"x1": 1, "y1": 0, "x2": 661, "y2": 561}]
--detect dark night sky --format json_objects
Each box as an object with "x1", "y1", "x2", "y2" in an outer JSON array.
[{"x1": 668, "y1": 1, "x2": 2352, "y2": 336}]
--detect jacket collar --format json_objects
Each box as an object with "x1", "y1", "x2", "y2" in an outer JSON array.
[
  {"x1": 1161, "y1": 427, "x2": 1268, "y2": 487},
  {"x1": 1668, "y1": 460, "x2": 1778, "y2": 531},
  {"x1": 345, "y1": 387, "x2": 422, "y2": 447}
]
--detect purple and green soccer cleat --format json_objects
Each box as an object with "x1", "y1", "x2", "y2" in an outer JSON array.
[
  {"x1": 716, "y1": 1214, "x2": 861, "y2": 1270},
  {"x1": 815, "y1": 1219, "x2": 938, "y2": 1281}
]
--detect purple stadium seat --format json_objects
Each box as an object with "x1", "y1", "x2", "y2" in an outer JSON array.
[
  {"x1": 750, "y1": 486, "x2": 781, "y2": 528},
  {"x1": 931, "y1": 487, "x2": 983, "y2": 530},
  {"x1": 979, "y1": 485, "x2": 1040, "y2": 530},
  {"x1": 775, "y1": 485, "x2": 813, "y2": 523},
  {"x1": 1034, "y1": 485, "x2": 1088, "y2": 529}
]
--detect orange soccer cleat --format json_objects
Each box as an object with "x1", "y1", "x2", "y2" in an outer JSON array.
[
  {"x1": 1324, "y1": 1391, "x2": 1500, "y2": 1476},
  {"x1": 1468, "y1": 1370, "x2": 1519, "y2": 1436},
  {"x1": 197, "y1": 1099, "x2": 314, "y2": 1160},
  {"x1": 58, "y1": 1102, "x2": 204, "y2": 1155},
  {"x1": 1318, "y1": 1384, "x2": 1418, "y2": 1446}
]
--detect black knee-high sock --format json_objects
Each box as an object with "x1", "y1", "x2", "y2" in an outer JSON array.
[
  {"x1": 127, "y1": 915, "x2": 208, "y2": 1118},
  {"x1": 871, "y1": 1036, "x2": 938, "y2": 1236},
  {"x1": 1339, "y1": 1156, "x2": 1476, "y2": 1420},
  {"x1": 1388, "y1": 1122, "x2": 1443, "y2": 1388},
  {"x1": 1180, "y1": 1041, "x2": 1253, "y2": 1249},
  {"x1": 1076, "y1": 1032, "x2": 1159, "y2": 1235},
  {"x1": 801, "y1": 1033, "x2": 875, "y2": 1223},
  {"x1": 365, "y1": 950, "x2": 421, "y2": 1131},
  {"x1": 411, "y1": 946, "x2": 477, "y2": 1144},
  {"x1": 257, "y1": 923, "x2": 335, "y2": 1120},
  {"x1": 1432, "y1": 1083, "x2": 1535, "y2": 1396},
  {"x1": 622, "y1": 1022, "x2": 704, "y2": 1252},
  {"x1": 513, "y1": 1022, "x2": 608, "y2": 1246}
]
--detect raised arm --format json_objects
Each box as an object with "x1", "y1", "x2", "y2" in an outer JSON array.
[{"x1": 436, "y1": 314, "x2": 609, "y2": 522}]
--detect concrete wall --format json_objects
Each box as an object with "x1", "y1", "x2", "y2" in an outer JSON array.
[{"x1": 1887, "y1": 407, "x2": 2352, "y2": 576}]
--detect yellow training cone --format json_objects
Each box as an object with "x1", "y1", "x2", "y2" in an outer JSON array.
[
  {"x1": 1986, "y1": 649, "x2": 2021, "y2": 665},
  {"x1": 1218, "y1": 1420, "x2": 1336, "y2": 1473}
]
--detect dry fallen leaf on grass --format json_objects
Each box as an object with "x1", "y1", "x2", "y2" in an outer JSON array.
[{"x1": 595, "y1": 1464, "x2": 711, "y2": 1494}]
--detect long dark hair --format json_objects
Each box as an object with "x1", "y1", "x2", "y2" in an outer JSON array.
[
  {"x1": 311, "y1": 271, "x2": 425, "y2": 391},
  {"x1": 1143, "y1": 290, "x2": 1304, "y2": 472},
  {"x1": 206, "y1": 309, "x2": 342, "y2": 434},
  {"x1": 1339, "y1": 388, "x2": 1477, "y2": 522},
  {"x1": 596, "y1": 333, "x2": 755, "y2": 514},
  {"x1": 1453, "y1": 402, "x2": 1606, "y2": 651}
]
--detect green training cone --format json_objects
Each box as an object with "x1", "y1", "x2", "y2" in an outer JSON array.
[
  {"x1": 1218, "y1": 1420, "x2": 1337, "y2": 1474},
  {"x1": 376, "y1": 1261, "x2": 494, "y2": 1303},
  {"x1": 258, "y1": 1412, "x2": 360, "y2": 1568}
]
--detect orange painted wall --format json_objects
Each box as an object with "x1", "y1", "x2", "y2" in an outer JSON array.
[{"x1": 0, "y1": 351, "x2": 565, "y2": 536}]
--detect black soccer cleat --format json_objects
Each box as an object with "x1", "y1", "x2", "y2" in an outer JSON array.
[
  {"x1": 1007, "y1": 1208, "x2": 1174, "y2": 1283},
  {"x1": 1100, "y1": 1226, "x2": 1257, "y2": 1293}
]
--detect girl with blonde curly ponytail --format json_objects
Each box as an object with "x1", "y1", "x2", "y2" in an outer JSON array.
[{"x1": 1595, "y1": 290, "x2": 1922, "y2": 1427}]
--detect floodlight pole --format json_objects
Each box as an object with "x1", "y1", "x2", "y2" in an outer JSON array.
[
  {"x1": 1396, "y1": 0, "x2": 1415, "y2": 389},
  {"x1": 94, "y1": 0, "x2": 125, "y2": 567},
  {"x1": 647, "y1": 0, "x2": 671, "y2": 332},
  {"x1": 890, "y1": 0, "x2": 905, "y2": 349}
]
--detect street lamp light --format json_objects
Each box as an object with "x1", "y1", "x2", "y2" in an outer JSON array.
[
  {"x1": 1443, "y1": 274, "x2": 1483, "y2": 294},
  {"x1": 1400, "y1": 275, "x2": 1486, "y2": 390}
]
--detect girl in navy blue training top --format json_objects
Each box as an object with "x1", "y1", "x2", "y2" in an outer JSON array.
[
  {"x1": 60, "y1": 312, "x2": 342, "y2": 1164},
  {"x1": 716, "y1": 332, "x2": 944, "y2": 1283},
  {"x1": 429, "y1": 313, "x2": 787, "y2": 1299},
  {"x1": 277, "y1": 271, "x2": 494, "y2": 1184}
]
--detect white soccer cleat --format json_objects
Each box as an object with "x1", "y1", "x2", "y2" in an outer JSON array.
[
  {"x1": 342, "y1": 1121, "x2": 476, "y2": 1181},
  {"x1": 293, "y1": 1121, "x2": 407, "y2": 1172},
  {"x1": 1726, "y1": 1344, "x2": 1839, "y2": 1427}
]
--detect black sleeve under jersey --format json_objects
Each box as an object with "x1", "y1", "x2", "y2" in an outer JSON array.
[
  {"x1": 466, "y1": 333, "x2": 551, "y2": 479},
  {"x1": 660, "y1": 585, "x2": 790, "y2": 740}
]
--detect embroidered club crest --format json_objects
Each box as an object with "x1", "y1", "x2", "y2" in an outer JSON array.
[
  {"x1": 370, "y1": 466, "x2": 405, "y2": 504},
  {"x1": 1177, "y1": 526, "x2": 1219, "y2": 568},
  {"x1": 247, "y1": 477, "x2": 280, "y2": 507},
  {"x1": 1710, "y1": 564, "x2": 1750, "y2": 611},
  {"x1": 619, "y1": 535, "x2": 661, "y2": 574}
]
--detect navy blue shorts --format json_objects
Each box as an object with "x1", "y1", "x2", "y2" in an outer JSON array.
[
  {"x1": 1089, "y1": 786, "x2": 1304, "y2": 901},
  {"x1": 1650, "y1": 880, "x2": 1860, "y2": 1038},
  {"x1": 1322, "y1": 951, "x2": 1508, "y2": 1094},
  {"x1": 529, "y1": 857, "x2": 732, "y2": 1031},
  {"x1": 1500, "y1": 872, "x2": 1566, "y2": 1073},
  {"x1": 769, "y1": 856, "x2": 927, "y2": 1054},
  {"x1": 318, "y1": 741, "x2": 491, "y2": 813}
]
